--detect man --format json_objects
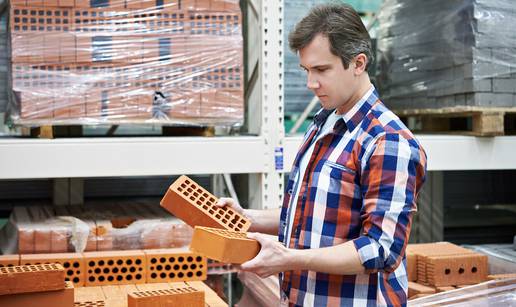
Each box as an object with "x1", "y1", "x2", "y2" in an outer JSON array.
[{"x1": 217, "y1": 3, "x2": 427, "y2": 306}]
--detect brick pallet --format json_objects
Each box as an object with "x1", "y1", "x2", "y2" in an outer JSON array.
[{"x1": 8, "y1": 0, "x2": 244, "y2": 126}]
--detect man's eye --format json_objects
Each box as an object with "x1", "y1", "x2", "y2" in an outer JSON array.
[{"x1": 317, "y1": 68, "x2": 327, "y2": 72}]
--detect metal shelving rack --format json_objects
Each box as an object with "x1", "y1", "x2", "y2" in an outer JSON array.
[{"x1": 1, "y1": 0, "x2": 516, "y2": 211}]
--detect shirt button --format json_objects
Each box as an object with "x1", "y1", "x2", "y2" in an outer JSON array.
[{"x1": 287, "y1": 189, "x2": 293, "y2": 194}]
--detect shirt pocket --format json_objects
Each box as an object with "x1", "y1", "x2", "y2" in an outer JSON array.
[{"x1": 314, "y1": 160, "x2": 358, "y2": 198}]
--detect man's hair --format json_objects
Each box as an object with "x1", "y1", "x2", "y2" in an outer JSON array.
[{"x1": 288, "y1": 3, "x2": 373, "y2": 71}]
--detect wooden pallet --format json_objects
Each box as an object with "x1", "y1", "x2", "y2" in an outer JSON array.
[
  {"x1": 20, "y1": 125, "x2": 215, "y2": 139},
  {"x1": 395, "y1": 107, "x2": 516, "y2": 136}
]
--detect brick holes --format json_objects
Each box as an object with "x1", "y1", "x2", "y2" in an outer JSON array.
[
  {"x1": 85, "y1": 254, "x2": 144, "y2": 286},
  {"x1": 147, "y1": 252, "x2": 205, "y2": 282}
]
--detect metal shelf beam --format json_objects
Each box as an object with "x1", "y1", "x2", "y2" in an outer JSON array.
[
  {"x1": 284, "y1": 135, "x2": 516, "y2": 172},
  {"x1": 0, "y1": 136, "x2": 268, "y2": 179}
]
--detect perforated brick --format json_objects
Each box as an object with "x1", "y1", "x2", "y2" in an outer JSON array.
[
  {"x1": 10, "y1": 7, "x2": 72, "y2": 33},
  {"x1": 0, "y1": 255, "x2": 20, "y2": 268},
  {"x1": 83, "y1": 250, "x2": 146, "y2": 286},
  {"x1": 74, "y1": 301, "x2": 106, "y2": 307},
  {"x1": 189, "y1": 226, "x2": 260, "y2": 264},
  {"x1": 407, "y1": 281, "x2": 435, "y2": 299},
  {"x1": 487, "y1": 273, "x2": 516, "y2": 280},
  {"x1": 0, "y1": 264, "x2": 65, "y2": 295},
  {"x1": 21, "y1": 252, "x2": 85, "y2": 287},
  {"x1": 128, "y1": 286, "x2": 204, "y2": 307},
  {"x1": 424, "y1": 254, "x2": 488, "y2": 287},
  {"x1": 0, "y1": 281, "x2": 74, "y2": 307},
  {"x1": 144, "y1": 248, "x2": 207, "y2": 283},
  {"x1": 160, "y1": 175, "x2": 251, "y2": 232}
]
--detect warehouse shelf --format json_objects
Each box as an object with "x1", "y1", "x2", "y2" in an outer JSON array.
[
  {"x1": 284, "y1": 135, "x2": 516, "y2": 172},
  {"x1": 0, "y1": 136, "x2": 268, "y2": 179}
]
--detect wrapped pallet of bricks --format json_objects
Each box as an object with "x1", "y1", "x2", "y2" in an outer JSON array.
[
  {"x1": 376, "y1": 0, "x2": 516, "y2": 134},
  {"x1": 0, "y1": 203, "x2": 193, "y2": 254},
  {"x1": 7, "y1": 0, "x2": 243, "y2": 127}
]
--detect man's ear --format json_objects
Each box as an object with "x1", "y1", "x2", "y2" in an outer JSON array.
[{"x1": 353, "y1": 53, "x2": 368, "y2": 75}]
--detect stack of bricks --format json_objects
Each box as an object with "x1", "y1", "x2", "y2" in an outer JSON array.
[
  {"x1": 0, "y1": 203, "x2": 193, "y2": 254},
  {"x1": 406, "y1": 242, "x2": 489, "y2": 300},
  {"x1": 0, "y1": 247, "x2": 207, "y2": 288},
  {"x1": 160, "y1": 175, "x2": 260, "y2": 264},
  {"x1": 9, "y1": 0, "x2": 243, "y2": 126},
  {"x1": 0, "y1": 264, "x2": 75, "y2": 307},
  {"x1": 377, "y1": 0, "x2": 516, "y2": 110}
]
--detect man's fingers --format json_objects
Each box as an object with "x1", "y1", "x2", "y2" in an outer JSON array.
[
  {"x1": 240, "y1": 256, "x2": 260, "y2": 271},
  {"x1": 215, "y1": 197, "x2": 233, "y2": 207}
]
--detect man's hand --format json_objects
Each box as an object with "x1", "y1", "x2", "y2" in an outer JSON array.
[
  {"x1": 216, "y1": 197, "x2": 245, "y2": 215},
  {"x1": 240, "y1": 233, "x2": 292, "y2": 278}
]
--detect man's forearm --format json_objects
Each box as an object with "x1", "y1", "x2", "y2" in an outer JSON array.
[
  {"x1": 286, "y1": 240, "x2": 365, "y2": 275},
  {"x1": 244, "y1": 208, "x2": 281, "y2": 235}
]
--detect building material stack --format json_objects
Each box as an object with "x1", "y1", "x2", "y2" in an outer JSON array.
[
  {"x1": 376, "y1": 0, "x2": 516, "y2": 111},
  {"x1": 8, "y1": 0, "x2": 243, "y2": 126}
]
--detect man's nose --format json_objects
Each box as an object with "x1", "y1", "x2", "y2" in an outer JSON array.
[{"x1": 307, "y1": 76, "x2": 320, "y2": 90}]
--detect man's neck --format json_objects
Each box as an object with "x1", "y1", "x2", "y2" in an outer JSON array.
[{"x1": 335, "y1": 76, "x2": 372, "y2": 115}]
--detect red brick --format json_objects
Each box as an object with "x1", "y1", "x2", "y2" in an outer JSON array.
[
  {"x1": 128, "y1": 286, "x2": 204, "y2": 307},
  {"x1": 406, "y1": 250, "x2": 417, "y2": 282},
  {"x1": 160, "y1": 175, "x2": 251, "y2": 232},
  {"x1": 424, "y1": 254, "x2": 488, "y2": 287},
  {"x1": 58, "y1": 0, "x2": 75, "y2": 7},
  {"x1": 140, "y1": 0, "x2": 156, "y2": 9},
  {"x1": 34, "y1": 229, "x2": 52, "y2": 253},
  {"x1": 181, "y1": 0, "x2": 196, "y2": 10},
  {"x1": 43, "y1": 34, "x2": 61, "y2": 64},
  {"x1": 189, "y1": 226, "x2": 260, "y2": 264},
  {"x1": 0, "y1": 281, "x2": 74, "y2": 307},
  {"x1": 211, "y1": 0, "x2": 225, "y2": 11},
  {"x1": 487, "y1": 273, "x2": 516, "y2": 280},
  {"x1": 60, "y1": 33, "x2": 76, "y2": 63},
  {"x1": 20, "y1": 253, "x2": 85, "y2": 287},
  {"x1": 126, "y1": 0, "x2": 142, "y2": 9},
  {"x1": 18, "y1": 228, "x2": 35, "y2": 254},
  {"x1": 224, "y1": 0, "x2": 239, "y2": 11},
  {"x1": 74, "y1": 0, "x2": 90, "y2": 8},
  {"x1": 110, "y1": 0, "x2": 126, "y2": 9},
  {"x1": 50, "y1": 227, "x2": 70, "y2": 253},
  {"x1": 0, "y1": 264, "x2": 65, "y2": 295},
  {"x1": 162, "y1": 0, "x2": 179, "y2": 10},
  {"x1": 75, "y1": 35, "x2": 92, "y2": 64},
  {"x1": 407, "y1": 281, "x2": 435, "y2": 299},
  {"x1": 10, "y1": 0, "x2": 27, "y2": 6},
  {"x1": 74, "y1": 300, "x2": 106, "y2": 306},
  {"x1": 144, "y1": 248, "x2": 207, "y2": 283},
  {"x1": 29, "y1": 35, "x2": 45, "y2": 63},
  {"x1": 195, "y1": 0, "x2": 210, "y2": 10},
  {"x1": 44, "y1": 0, "x2": 60, "y2": 7},
  {"x1": 0, "y1": 255, "x2": 20, "y2": 268},
  {"x1": 83, "y1": 250, "x2": 146, "y2": 286}
]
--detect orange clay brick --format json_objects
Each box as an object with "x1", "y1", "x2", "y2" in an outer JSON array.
[
  {"x1": 487, "y1": 273, "x2": 516, "y2": 280},
  {"x1": 407, "y1": 281, "x2": 435, "y2": 299},
  {"x1": 409, "y1": 293, "x2": 433, "y2": 300},
  {"x1": 186, "y1": 281, "x2": 228, "y2": 307},
  {"x1": 74, "y1": 301, "x2": 106, "y2": 307},
  {"x1": 128, "y1": 286, "x2": 204, "y2": 307},
  {"x1": 406, "y1": 251, "x2": 417, "y2": 282},
  {"x1": 0, "y1": 281, "x2": 74, "y2": 307},
  {"x1": 0, "y1": 264, "x2": 65, "y2": 295},
  {"x1": 412, "y1": 242, "x2": 474, "y2": 284},
  {"x1": 160, "y1": 175, "x2": 251, "y2": 232},
  {"x1": 0, "y1": 255, "x2": 20, "y2": 268},
  {"x1": 424, "y1": 253, "x2": 488, "y2": 287},
  {"x1": 189, "y1": 226, "x2": 260, "y2": 264},
  {"x1": 20, "y1": 253, "x2": 85, "y2": 287},
  {"x1": 83, "y1": 250, "x2": 146, "y2": 286},
  {"x1": 435, "y1": 286, "x2": 456, "y2": 293},
  {"x1": 144, "y1": 248, "x2": 207, "y2": 283}
]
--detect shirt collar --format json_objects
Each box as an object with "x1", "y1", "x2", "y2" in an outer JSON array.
[{"x1": 313, "y1": 85, "x2": 379, "y2": 134}]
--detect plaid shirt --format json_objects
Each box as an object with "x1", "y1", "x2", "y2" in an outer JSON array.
[{"x1": 279, "y1": 86, "x2": 427, "y2": 307}]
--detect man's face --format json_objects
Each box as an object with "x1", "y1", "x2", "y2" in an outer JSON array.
[{"x1": 299, "y1": 34, "x2": 359, "y2": 112}]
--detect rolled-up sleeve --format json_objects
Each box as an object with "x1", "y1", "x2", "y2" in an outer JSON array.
[{"x1": 353, "y1": 133, "x2": 427, "y2": 273}]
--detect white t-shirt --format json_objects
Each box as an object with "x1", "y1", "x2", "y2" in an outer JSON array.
[{"x1": 285, "y1": 110, "x2": 344, "y2": 247}]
